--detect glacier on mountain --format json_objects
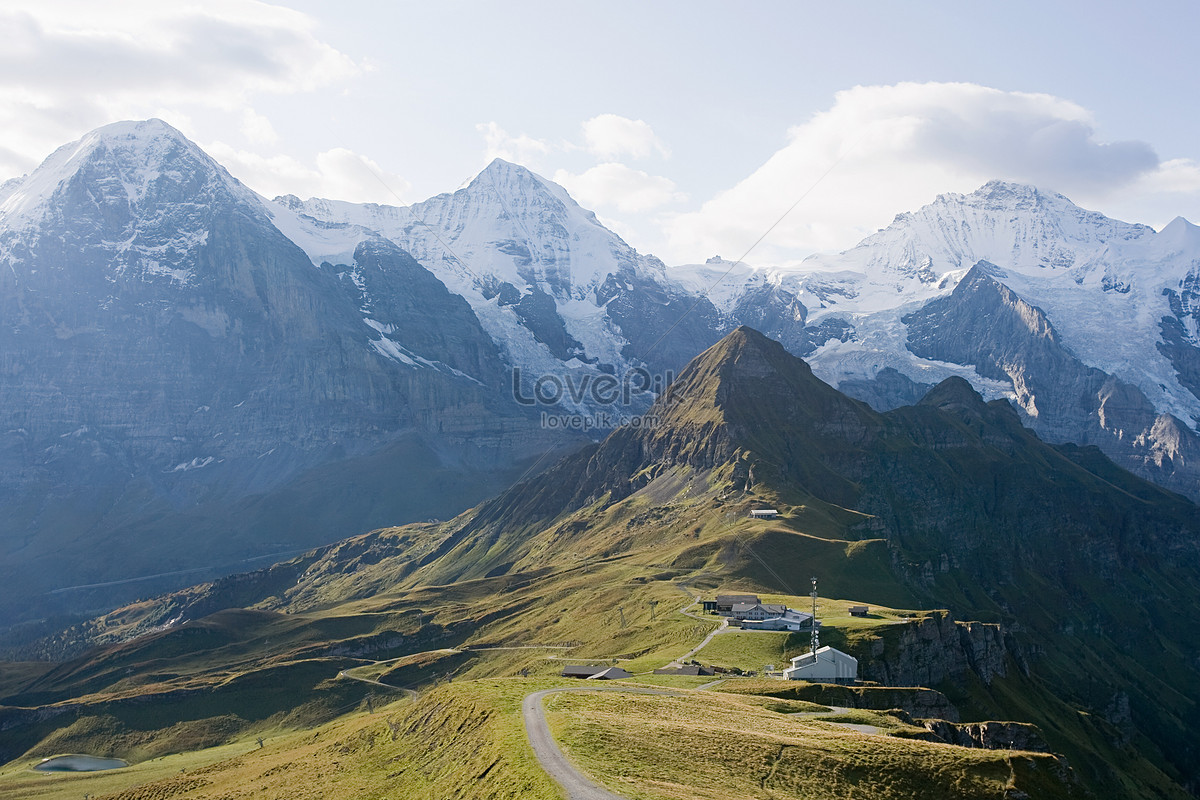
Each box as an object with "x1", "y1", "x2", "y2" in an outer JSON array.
[{"x1": 669, "y1": 181, "x2": 1200, "y2": 429}]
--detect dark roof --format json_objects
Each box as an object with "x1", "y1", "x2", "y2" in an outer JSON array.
[
  {"x1": 586, "y1": 667, "x2": 632, "y2": 680},
  {"x1": 561, "y1": 665, "x2": 606, "y2": 677},
  {"x1": 654, "y1": 665, "x2": 714, "y2": 676},
  {"x1": 732, "y1": 602, "x2": 786, "y2": 615}
]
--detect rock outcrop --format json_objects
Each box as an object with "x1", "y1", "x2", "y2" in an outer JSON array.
[
  {"x1": 858, "y1": 611, "x2": 1011, "y2": 688},
  {"x1": 919, "y1": 719, "x2": 1049, "y2": 752}
]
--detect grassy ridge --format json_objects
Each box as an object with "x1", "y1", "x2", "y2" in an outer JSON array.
[
  {"x1": 0, "y1": 679, "x2": 568, "y2": 800},
  {"x1": 546, "y1": 688, "x2": 1086, "y2": 800},
  {"x1": 0, "y1": 678, "x2": 1088, "y2": 800}
]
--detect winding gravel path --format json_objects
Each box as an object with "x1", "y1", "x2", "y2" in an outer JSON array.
[
  {"x1": 337, "y1": 668, "x2": 418, "y2": 699},
  {"x1": 666, "y1": 585, "x2": 729, "y2": 667},
  {"x1": 522, "y1": 688, "x2": 879, "y2": 799},
  {"x1": 523, "y1": 687, "x2": 677, "y2": 800},
  {"x1": 670, "y1": 617, "x2": 728, "y2": 665}
]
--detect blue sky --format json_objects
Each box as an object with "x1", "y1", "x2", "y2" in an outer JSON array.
[{"x1": 2, "y1": 1, "x2": 1197, "y2": 264}]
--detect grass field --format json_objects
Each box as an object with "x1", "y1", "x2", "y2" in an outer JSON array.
[
  {"x1": 622, "y1": 674, "x2": 723, "y2": 690},
  {"x1": 690, "y1": 630, "x2": 801, "y2": 673},
  {"x1": 546, "y1": 688, "x2": 1087, "y2": 800},
  {"x1": 0, "y1": 677, "x2": 1086, "y2": 800},
  {"x1": 0, "y1": 736, "x2": 263, "y2": 800},
  {"x1": 0, "y1": 679, "x2": 570, "y2": 800}
]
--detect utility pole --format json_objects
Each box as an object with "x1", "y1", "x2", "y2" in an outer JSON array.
[
  {"x1": 648, "y1": 600, "x2": 658, "y2": 621},
  {"x1": 619, "y1": 606, "x2": 626, "y2": 628},
  {"x1": 810, "y1": 577, "x2": 820, "y2": 655}
]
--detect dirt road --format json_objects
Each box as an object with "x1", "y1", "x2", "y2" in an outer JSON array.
[{"x1": 523, "y1": 686, "x2": 676, "y2": 800}]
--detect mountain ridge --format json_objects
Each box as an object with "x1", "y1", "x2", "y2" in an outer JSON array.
[
  {"x1": 15, "y1": 324, "x2": 1200, "y2": 798},
  {"x1": 3, "y1": 118, "x2": 1200, "y2": 631}
]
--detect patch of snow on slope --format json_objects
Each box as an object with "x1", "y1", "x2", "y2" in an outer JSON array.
[
  {"x1": 264, "y1": 201, "x2": 369, "y2": 267},
  {"x1": 667, "y1": 258, "x2": 762, "y2": 313},
  {"x1": 807, "y1": 305, "x2": 1014, "y2": 401},
  {"x1": 369, "y1": 333, "x2": 482, "y2": 385}
]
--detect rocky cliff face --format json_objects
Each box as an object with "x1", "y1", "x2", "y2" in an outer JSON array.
[
  {"x1": 902, "y1": 263, "x2": 1200, "y2": 499},
  {"x1": 919, "y1": 719, "x2": 1049, "y2": 752},
  {"x1": 859, "y1": 611, "x2": 1013, "y2": 688},
  {"x1": 0, "y1": 121, "x2": 565, "y2": 628}
]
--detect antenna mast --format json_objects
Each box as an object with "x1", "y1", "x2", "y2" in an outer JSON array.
[{"x1": 810, "y1": 577, "x2": 820, "y2": 654}]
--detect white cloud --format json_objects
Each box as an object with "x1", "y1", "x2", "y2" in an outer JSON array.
[
  {"x1": 1097, "y1": 157, "x2": 1200, "y2": 232},
  {"x1": 206, "y1": 142, "x2": 412, "y2": 204},
  {"x1": 663, "y1": 82, "x2": 1168, "y2": 265},
  {"x1": 554, "y1": 163, "x2": 685, "y2": 213},
  {"x1": 0, "y1": 1, "x2": 359, "y2": 178},
  {"x1": 240, "y1": 109, "x2": 279, "y2": 146},
  {"x1": 581, "y1": 114, "x2": 668, "y2": 160},
  {"x1": 477, "y1": 122, "x2": 550, "y2": 167},
  {"x1": 1145, "y1": 159, "x2": 1200, "y2": 194}
]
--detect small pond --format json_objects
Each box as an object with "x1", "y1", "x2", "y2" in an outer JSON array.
[{"x1": 33, "y1": 754, "x2": 128, "y2": 772}]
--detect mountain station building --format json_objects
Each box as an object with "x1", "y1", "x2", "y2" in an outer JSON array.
[
  {"x1": 783, "y1": 646, "x2": 858, "y2": 683},
  {"x1": 712, "y1": 594, "x2": 760, "y2": 614},
  {"x1": 741, "y1": 608, "x2": 818, "y2": 632}
]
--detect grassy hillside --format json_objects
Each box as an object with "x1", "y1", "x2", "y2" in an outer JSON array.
[
  {"x1": 2, "y1": 447, "x2": 1190, "y2": 797},
  {"x1": 0, "y1": 678, "x2": 1087, "y2": 800},
  {"x1": 547, "y1": 687, "x2": 1086, "y2": 800},
  {"x1": 0, "y1": 680, "x2": 563, "y2": 800},
  {"x1": 4, "y1": 327, "x2": 1200, "y2": 798}
]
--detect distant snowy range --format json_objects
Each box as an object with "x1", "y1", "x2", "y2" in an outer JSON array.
[{"x1": 2, "y1": 119, "x2": 1199, "y2": 631}]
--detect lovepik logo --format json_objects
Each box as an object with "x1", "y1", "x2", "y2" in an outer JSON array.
[{"x1": 511, "y1": 367, "x2": 675, "y2": 408}]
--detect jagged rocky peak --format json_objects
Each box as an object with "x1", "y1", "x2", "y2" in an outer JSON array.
[
  {"x1": 669, "y1": 326, "x2": 815, "y2": 401},
  {"x1": 959, "y1": 179, "x2": 1066, "y2": 210},
  {"x1": 952, "y1": 262, "x2": 1060, "y2": 341},
  {"x1": 273, "y1": 193, "x2": 306, "y2": 212}
]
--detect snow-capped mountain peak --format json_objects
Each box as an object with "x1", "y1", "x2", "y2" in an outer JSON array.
[
  {"x1": 1156, "y1": 215, "x2": 1200, "y2": 248},
  {"x1": 406, "y1": 157, "x2": 650, "y2": 298},
  {"x1": 0, "y1": 119, "x2": 261, "y2": 229},
  {"x1": 271, "y1": 157, "x2": 674, "y2": 393},
  {"x1": 467, "y1": 157, "x2": 571, "y2": 207},
  {"x1": 0, "y1": 119, "x2": 286, "y2": 292},
  {"x1": 818, "y1": 180, "x2": 1155, "y2": 285},
  {"x1": 276, "y1": 158, "x2": 653, "y2": 299}
]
